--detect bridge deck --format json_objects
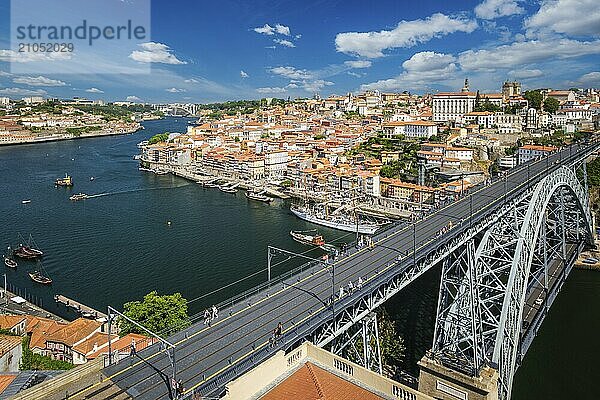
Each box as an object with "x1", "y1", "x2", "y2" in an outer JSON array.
[{"x1": 72, "y1": 142, "x2": 596, "y2": 399}]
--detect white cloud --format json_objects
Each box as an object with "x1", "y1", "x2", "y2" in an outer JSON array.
[
  {"x1": 344, "y1": 60, "x2": 372, "y2": 68},
  {"x1": 274, "y1": 39, "x2": 295, "y2": 48},
  {"x1": 254, "y1": 23, "x2": 291, "y2": 36},
  {"x1": 301, "y1": 79, "x2": 334, "y2": 92},
  {"x1": 0, "y1": 71, "x2": 12, "y2": 76},
  {"x1": 0, "y1": 49, "x2": 71, "y2": 63},
  {"x1": 85, "y1": 87, "x2": 104, "y2": 93},
  {"x1": 508, "y1": 69, "x2": 544, "y2": 79},
  {"x1": 360, "y1": 51, "x2": 458, "y2": 91},
  {"x1": 335, "y1": 13, "x2": 477, "y2": 58},
  {"x1": 166, "y1": 87, "x2": 186, "y2": 93},
  {"x1": 459, "y1": 39, "x2": 600, "y2": 71},
  {"x1": 254, "y1": 24, "x2": 276, "y2": 35},
  {"x1": 270, "y1": 66, "x2": 313, "y2": 80},
  {"x1": 257, "y1": 87, "x2": 287, "y2": 94},
  {"x1": 129, "y1": 42, "x2": 186, "y2": 65},
  {"x1": 184, "y1": 78, "x2": 199, "y2": 83},
  {"x1": 0, "y1": 87, "x2": 47, "y2": 96},
  {"x1": 12, "y1": 75, "x2": 66, "y2": 87},
  {"x1": 275, "y1": 24, "x2": 291, "y2": 36},
  {"x1": 525, "y1": 0, "x2": 600, "y2": 37},
  {"x1": 475, "y1": 0, "x2": 524, "y2": 20},
  {"x1": 126, "y1": 96, "x2": 142, "y2": 102},
  {"x1": 578, "y1": 71, "x2": 600, "y2": 85},
  {"x1": 240, "y1": 70, "x2": 249, "y2": 78}
]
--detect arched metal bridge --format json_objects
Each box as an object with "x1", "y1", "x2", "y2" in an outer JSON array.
[{"x1": 72, "y1": 140, "x2": 598, "y2": 400}]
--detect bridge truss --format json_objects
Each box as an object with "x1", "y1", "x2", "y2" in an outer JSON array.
[{"x1": 431, "y1": 165, "x2": 593, "y2": 399}]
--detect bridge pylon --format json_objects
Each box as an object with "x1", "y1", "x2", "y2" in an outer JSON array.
[{"x1": 423, "y1": 165, "x2": 594, "y2": 400}]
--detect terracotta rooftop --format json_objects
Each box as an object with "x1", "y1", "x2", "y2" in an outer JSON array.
[
  {"x1": 0, "y1": 315, "x2": 26, "y2": 330},
  {"x1": 45, "y1": 318, "x2": 101, "y2": 347},
  {"x1": 0, "y1": 374, "x2": 17, "y2": 394},
  {"x1": 0, "y1": 335, "x2": 21, "y2": 357},
  {"x1": 260, "y1": 362, "x2": 384, "y2": 400}
]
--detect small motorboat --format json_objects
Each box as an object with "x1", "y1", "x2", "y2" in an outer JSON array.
[
  {"x1": 220, "y1": 185, "x2": 238, "y2": 194},
  {"x1": 29, "y1": 270, "x2": 52, "y2": 285},
  {"x1": 245, "y1": 191, "x2": 273, "y2": 203},
  {"x1": 203, "y1": 182, "x2": 219, "y2": 188},
  {"x1": 3, "y1": 256, "x2": 17, "y2": 268},
  {"x1": 290, "y1": 230, "x2": 326, "y2": 246},
  {"x1": 21, "y1": 199, "x2": 31, "y2": 204},
  {"x1": 55, "y1": 174, "x2": 73, "y2": 186},
  {"x1": 90, "y1": 177, "x2": 95, "y2": 181},
  {"x1": 69, "y1": 193, "x2": 88, "y2": 201}
]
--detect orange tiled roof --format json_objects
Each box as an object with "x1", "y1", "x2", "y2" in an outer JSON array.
[
  {"x1": 0, "y1": 315, "x2": 26, "y2": 330},
  {"x1": 0, "y1": 374, "x2": 17, "y2": 394},
  {"x1": 260, "y1": 362, "x2": 384, "y2": 400},
  {"x1": 24, "y1": 316, "x2": 67, "y2": 350},
  {"x1": 45, "y1": 318, "x2": 101, "y2": 347}
]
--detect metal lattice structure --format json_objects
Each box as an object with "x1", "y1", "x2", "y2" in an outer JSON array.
[
  {"x1": 431, "y1": 165, "x2": 593, "y2": 400},
  {"x1": 331, "y1": 312, "x2": 383, "y2": 374}
]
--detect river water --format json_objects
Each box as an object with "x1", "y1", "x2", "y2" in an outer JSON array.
[{"x1": 0, "y1": 117, "x2": 596, "y2": 398}]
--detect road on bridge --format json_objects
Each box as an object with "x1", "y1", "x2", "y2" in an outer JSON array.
[{"x1": 72, "y1": 141, "x2": 596, "y2": 399}]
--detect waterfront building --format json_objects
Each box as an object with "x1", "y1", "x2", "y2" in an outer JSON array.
[
  {"x1": 264, "y1": 150, "x2": 289, "y2": 178},
  {"x1": 44, "y1": 318, "x2": 102, "y2": 364}
]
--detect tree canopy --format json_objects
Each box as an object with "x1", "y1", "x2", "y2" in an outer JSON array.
[
  {"x1": 523, "y1": 90, "x2": 543, "y2": 110},
  {"x1": 148, "y1": 133, "x2": 170, "y2": 145},
  {"x1": 543, "y1": 97, "x2": 560, "y2": 114},
  {"x1": 120, "y1": 291, "x2": 190, "y2": 336}
]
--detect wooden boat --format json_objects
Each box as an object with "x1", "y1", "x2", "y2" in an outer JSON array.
[
  {"x1": 69, "y1": 193, "x2": 88, "y2": 201},
  {"x1": 3, "y1": 256, "x2": 17, "y2": 268},
  {"x1": 290, "y1": 230, "x2": 326, "y2": 246},
  {"x1": 29, "y1": 270, "x2": 52, "y2": 285},
  {"x1": 14, "y1": 245, "x2": 43, "y2": 259},
  {"x1": 245, "y1": 191, "x2": 272, "y2": 203},
  {"x1": 55, "y1": 174, "x2": 73, "y2": 186}
]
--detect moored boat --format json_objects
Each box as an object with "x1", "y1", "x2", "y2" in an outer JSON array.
[
  {"x1": 13, "y1": 244, "x2": 43, "y2": 259},
  {"x1": 69, "y1": 193, "x2": 88, "y2": 201},
  {"x1": 290, "y1": 230, "x2": 325, "y2": 246},
  {"x1": 55, "y1": 174, "x2": 73, "y2": 186},
  {"x1": 245, "y1": 191, "x2": 272, "y2": 203},
  {"x1": 29, "y1": 270, "x2": 52, "y2": 285},
  {"x1": 290, "y1": 204, "x2": 383, "y2": 235},
  {"x1": 203, "y1": 182, "x2": 219, "y2": 188},
  {"x1": 3, "y1": 254, "x2": 17, "y2": 268},
  {"x1": 21, "y1": 199, "x2": 31, "y2": 204}
]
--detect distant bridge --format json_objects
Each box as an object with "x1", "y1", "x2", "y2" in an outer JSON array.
[{"x1": 71, "y1": 140, "x2": 598, "y2": 400}]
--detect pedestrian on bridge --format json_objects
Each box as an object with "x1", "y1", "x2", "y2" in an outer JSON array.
[
  {"x1": 130, "y1": 339, "x2": 136, "y2": 358},
  {"x1": 203, "y1": 309, "x2": 211, "y2": 326},
  {"x1": 211, "y1": 305, "x2": 219, "y2": 321},
  {"x1": 348, "y1": 280, "x2": 354, "y2": 293},
  {"x1": 339, "y1": 286, "x2": 344, "y2": 299},
  {"x1": 357, "y1": 276, "x2": 363, "y2": 290}
]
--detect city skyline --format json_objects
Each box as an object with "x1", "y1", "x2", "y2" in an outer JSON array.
[{"x1": 0, "y1": 0, "x2": 599, "y2": 103}]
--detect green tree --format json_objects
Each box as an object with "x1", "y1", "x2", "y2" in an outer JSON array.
[
  {"x1": 587, "y1": 157, "x2": 600, "y2": 187},
  {"x1": 147, "y1": 133, "x2": 170, "y2": 145},
  {"x1": 543, "y1": 97, "x2": 560, "y2": 114},
  {"x1": 523, "y1": 90, "x2": 543, "y2": 110},
  {"x1": 120, "y1": 291, "x2": 190, "y2": 336}
]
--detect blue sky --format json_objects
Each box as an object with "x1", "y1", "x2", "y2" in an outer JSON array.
[{"x1": 0, "y1": 0, "x2": 599, "y2": 103}]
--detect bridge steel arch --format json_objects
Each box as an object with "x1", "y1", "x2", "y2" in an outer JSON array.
[{"x1": 431, "y1": 166, "x2": 593, "y2": 400}]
